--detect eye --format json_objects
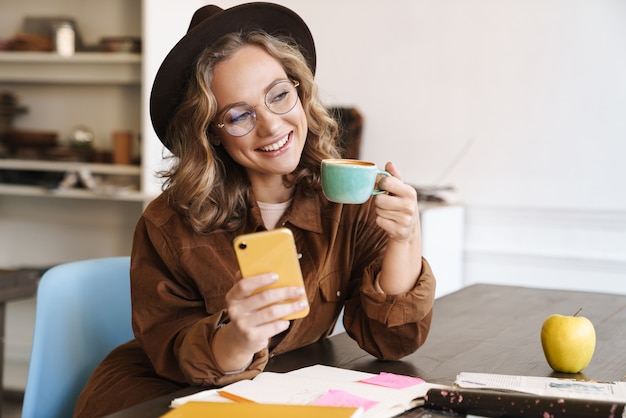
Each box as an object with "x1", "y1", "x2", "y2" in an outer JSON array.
[
  {"x1": 226, "y1": 106, "x2": 254, "y2": 124},
  {"x1": 267, "y1": 87, "x2": 291, "y2": 105}
]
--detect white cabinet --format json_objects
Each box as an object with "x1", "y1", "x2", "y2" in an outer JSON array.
[{"x1": 420, "y1": 203, "x2": 465, "y2": 299}]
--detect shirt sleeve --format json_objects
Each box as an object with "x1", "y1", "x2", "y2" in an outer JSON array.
[
  {"x1": 130, "y1": 216, "x2": 270, "y2": 387},
  {"x1": 360, "y1": 258, "x2": 436, "y2": 327},
  {"x1": 339, "y1": 201, "x2": 436, "y2": 361},
  {"x1": 343, "y1": 258, "x2": 435, "y2": 360}
]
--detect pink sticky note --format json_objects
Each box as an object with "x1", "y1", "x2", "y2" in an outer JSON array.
[
  {"x1": 360, "y1": 372, "x2": 425, "y2": 389},
  {"x1": 313, "y1": 389, "x2": 378, "y2": 411}
]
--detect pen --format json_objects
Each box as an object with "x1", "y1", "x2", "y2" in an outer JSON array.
[
  {"x1": 218, "y1": 390, "x2": 256, "y2": 403},
  {"x1": 424, "y1": 388, "x2": 626, "y2": 418}
]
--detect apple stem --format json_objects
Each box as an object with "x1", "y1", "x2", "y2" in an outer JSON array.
[{"x1": 573, "y1": 308, "x2": 583, "y2": 317}]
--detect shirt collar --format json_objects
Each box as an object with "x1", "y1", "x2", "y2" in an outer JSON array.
[
  {"x1": 287, "y1": 186, "x2": 323, "y2": 233},
  {"x1": 247, "y1": 185, "x2": 323, "y2": 234}
]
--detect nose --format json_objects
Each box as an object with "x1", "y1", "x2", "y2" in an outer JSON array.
[{"x1": 253, "y1": 105, "x2": 282, "y2": 137}]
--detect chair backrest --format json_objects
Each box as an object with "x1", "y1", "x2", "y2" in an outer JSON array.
[{"x1": 21, "y1": 256, "x2": 134, "y2": 418}]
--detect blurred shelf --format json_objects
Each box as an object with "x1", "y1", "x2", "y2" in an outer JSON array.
[
  {"x1": 0, "y1": 158, "x2": 140, "y2": 175},
  {"x1": 0, "y1": 183, "x2": 147, "y2": 201},
  {"x1": 0, "y1": 52, "x2": 141, "y2": 84},
  {"x1": 0, "y1": 158, "x2": 145, "y2": 201}
]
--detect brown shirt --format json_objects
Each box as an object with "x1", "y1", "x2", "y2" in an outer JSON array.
[{"x1": 130, "y1": 186, "x2": 435, "y2": 388}]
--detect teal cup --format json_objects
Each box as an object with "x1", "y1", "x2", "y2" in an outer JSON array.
[{"x1": 321, "y1": 159, "x2": 391, "y2": 204}]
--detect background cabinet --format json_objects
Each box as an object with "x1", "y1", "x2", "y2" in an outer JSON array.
[
  {"x1": 0, "y1": 0, "x2": 146, "y2": 390},
  {"x1": 0, "y1": 0, "x2": 145, "y2": 268}
]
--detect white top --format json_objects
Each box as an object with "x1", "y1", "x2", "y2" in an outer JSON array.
[{"x1": 257, "y1": 199, "x2": 292, "y2": 230}]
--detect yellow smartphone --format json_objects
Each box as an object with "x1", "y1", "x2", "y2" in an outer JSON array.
[{"x1": 233, "y1": 228, "x2": 309, "y2": 320}]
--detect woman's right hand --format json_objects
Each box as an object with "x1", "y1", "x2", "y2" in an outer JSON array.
[{"x1": 212, "y1": 272, "x2": 308, "y2": 372}]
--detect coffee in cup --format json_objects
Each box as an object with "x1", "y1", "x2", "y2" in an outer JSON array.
[{"x1": 321, "y1": 159, "x2": 391, "y2": 204}]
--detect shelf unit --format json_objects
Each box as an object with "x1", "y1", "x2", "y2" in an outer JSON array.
[
  {"x1": 0, "y1": 0, "x2": 150, "y2": 392},
  {"x1": 0, "y1": 43, "x2": 146, "y2": 262},
  {"x1": 0, "y1": 50, "x2": 144, "y2": 201},
  {"x1": 0, "y1": 51, "x2": 141, "y2": 84},
  {"x1": 0, "y1": 158, "x2": 145, "y2": 201},
  {"x1": 0, "y1": 158, "x2": 141, "y2": 174}
]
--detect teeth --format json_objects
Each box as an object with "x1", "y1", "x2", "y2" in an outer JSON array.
[{"x1": 259, "y1": 135, "x2": 289, "y2": 152}]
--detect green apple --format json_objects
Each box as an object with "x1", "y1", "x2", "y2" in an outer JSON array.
[{"x1": 540, "y1": 308, "x2": 596, "y2": 373}]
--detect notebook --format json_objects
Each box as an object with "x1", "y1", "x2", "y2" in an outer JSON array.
[
  {"x1": 169, "y1": 364, "x2": 450, "y2": 418},
  {"x1": 161, "y1": 401, "x2": 362, "y2": 418}
]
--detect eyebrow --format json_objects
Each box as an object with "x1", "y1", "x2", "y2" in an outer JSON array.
[{"x1": 215, "y1": 77, "x2": 291, "y2": 117}]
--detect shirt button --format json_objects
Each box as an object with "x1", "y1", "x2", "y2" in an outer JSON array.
[{"x1": 336, "y1": 290, "x2": 341, "y2": 297}]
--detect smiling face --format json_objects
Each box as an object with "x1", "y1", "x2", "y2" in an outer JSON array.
[{"x1": 211, "y1": 44, "x2": 308, "y2": 188}]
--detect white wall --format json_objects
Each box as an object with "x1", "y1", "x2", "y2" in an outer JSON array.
[
  {"x1": 200, "y1": 1, "x2": 626, "y2": 209},
  {"x1": 141, "y1": 0, "x2": 207, "y2": 195}
]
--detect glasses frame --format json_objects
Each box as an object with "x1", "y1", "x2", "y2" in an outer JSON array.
[{"x1": 215, "y1": 79, "x2": 301, "y2": 137}]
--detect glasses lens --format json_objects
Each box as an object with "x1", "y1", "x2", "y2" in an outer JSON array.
[
  {"x1": 219, "y1": 80, "x2": 299, "y2": 137},
  {"x1": 265, "y1": 81, "x2": 299, "y2": 115},
  {"x1": 223, "y1": 105, "x2": 256, "y2": 136}
]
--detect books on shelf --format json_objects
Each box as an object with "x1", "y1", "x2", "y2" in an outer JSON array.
[{"x1": 165, "y1": 365, "x2": 449, "y2": 418}]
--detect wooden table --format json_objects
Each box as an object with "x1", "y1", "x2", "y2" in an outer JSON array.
[{"x1": 104, "y1": 284, "x2": 626, "y2": 417}]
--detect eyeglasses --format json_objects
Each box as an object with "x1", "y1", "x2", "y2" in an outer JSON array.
[{"x1": 215, "y1": 79, "x2": 300, "y2": 137}]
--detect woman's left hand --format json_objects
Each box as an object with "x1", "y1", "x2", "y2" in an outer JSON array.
[{"x1": 374, "y1": 162, "x2": 420, "y2": 242}]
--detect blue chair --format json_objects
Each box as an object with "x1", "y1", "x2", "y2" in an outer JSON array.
[{"x1": 22, "y1": 256, "x2": 134, "y2": 418}]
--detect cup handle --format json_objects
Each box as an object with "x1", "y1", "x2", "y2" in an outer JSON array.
[{"x1": 372, "y1": 170, "x2": 392, "y2": 195}]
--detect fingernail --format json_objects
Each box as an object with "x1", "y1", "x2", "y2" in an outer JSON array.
[{"x1": 270, "y1": 273, "x2": 279, "y2": 281}]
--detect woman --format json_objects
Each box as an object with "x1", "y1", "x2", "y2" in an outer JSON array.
[{"x1": 74, "y1": 3, "x2": 435, "y2": 417}]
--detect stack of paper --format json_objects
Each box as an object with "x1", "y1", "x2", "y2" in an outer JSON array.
[
  {"x1": 166, "y1": 365, "x2": 449, "y2": 418},
  {"x1": 455, "y1": 372, "x2": 626, "y2": 402}
]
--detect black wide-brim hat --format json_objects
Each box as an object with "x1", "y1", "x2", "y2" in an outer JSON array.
[{"x1": 149, "y1": 2, "x2": 316, "y2": 150}]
